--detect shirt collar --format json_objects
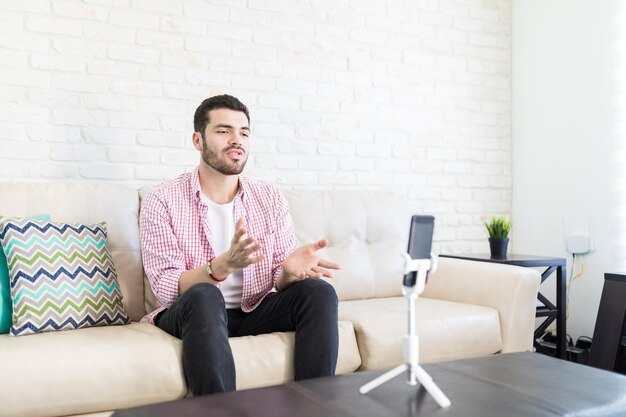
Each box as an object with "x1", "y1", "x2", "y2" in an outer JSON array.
[
  {"x1": 191, "y1": 167, "x2": 202, "y2": 202},
  {"x1": 191, "y1": 167, "x2": 248, "y2": 204}
]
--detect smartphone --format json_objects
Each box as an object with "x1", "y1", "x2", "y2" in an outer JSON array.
[{"x1": 403, "y1": 215, "x2": 435, "y2": 287}]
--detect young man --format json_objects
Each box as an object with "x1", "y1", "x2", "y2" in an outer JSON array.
[{"x1": 139, "y1": 94, "x2": 340, "y2": 396}]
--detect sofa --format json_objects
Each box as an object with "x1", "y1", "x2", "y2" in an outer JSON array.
[{"x1": 0, "y1": 182, "x2": 541, "y2": 417}]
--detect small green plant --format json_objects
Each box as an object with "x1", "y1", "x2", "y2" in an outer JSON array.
[{"x1": 484, "y1": 215, "x2": 511, "y2": 239}]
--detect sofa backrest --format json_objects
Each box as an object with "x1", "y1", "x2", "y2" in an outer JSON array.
[
  {"x1": 0, "y1": 182, "x2": 147, "y2": 322},
  {"x1": 0, "y1": 183, "x2": 412, "y2": 322},
  {"x1": 282, "y1": 190, "x2": 411, "y2": 301}
]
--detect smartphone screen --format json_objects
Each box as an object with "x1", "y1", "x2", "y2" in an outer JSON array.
[{"x1": 403, "y1": 215, "x2": 435, "y2": 287}]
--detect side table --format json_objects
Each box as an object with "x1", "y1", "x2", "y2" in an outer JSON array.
[{"x1": 440, "y1": 254, "x2": 567, "y2": 359}]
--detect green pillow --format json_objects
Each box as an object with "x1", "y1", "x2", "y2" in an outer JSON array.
[{"x1": 0, "y1": 214, "x2": 51, "y2": 333}]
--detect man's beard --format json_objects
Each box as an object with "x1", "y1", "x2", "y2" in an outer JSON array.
[{"x1": 201, "y1": 136, "x2": 247, "y2": 175}]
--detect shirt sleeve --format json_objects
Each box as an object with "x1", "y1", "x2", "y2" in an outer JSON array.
[
  {"x1": 271, "y1": 189, "x2": 300, "y2": 285},
  {"x1": 139, "y1": 190, "x2": 186, "y2": 308}
]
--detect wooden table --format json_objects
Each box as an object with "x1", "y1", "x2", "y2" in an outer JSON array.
[{"x1": 112, "y1": 352, "x2": 626, "y2": 417}]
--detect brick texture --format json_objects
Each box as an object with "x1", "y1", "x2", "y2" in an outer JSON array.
[{"x1": 0, "y1": 0, "x2": 512, "y2": 253}]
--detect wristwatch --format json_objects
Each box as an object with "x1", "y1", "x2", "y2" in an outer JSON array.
[{"x1": 206, "y1": 259, "x2": 227, "y2": 282}]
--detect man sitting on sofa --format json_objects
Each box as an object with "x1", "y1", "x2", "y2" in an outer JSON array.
[{"x1": 139, "y1": 94, "x2": 341, "y2": 396}]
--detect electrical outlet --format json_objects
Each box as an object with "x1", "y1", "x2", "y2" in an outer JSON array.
[
  {"x1": 563, "y1": 214, "x2": 594, "y2": 255},
  {"x1": 566, "y1": 235, "x2": 592, "y2": 254}
]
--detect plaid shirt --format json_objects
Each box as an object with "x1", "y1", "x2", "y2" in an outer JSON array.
[{"x1": 139, "y1": 168, "x2": 299, "y2": 324}]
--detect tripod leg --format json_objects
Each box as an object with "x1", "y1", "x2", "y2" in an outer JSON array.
[
  {"x1": 413, "y1": 365, "x2": 451, "y2": 408},
  {"x1": 359, "y1": 364, "x2": 408, "y2": 395}
]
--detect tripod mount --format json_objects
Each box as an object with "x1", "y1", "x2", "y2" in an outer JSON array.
[{"x1": 358, "y1": 253, "x2": 451, "y2": 408}]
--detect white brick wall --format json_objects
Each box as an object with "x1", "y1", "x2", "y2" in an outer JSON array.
[{"x1": 0, "y1": 0, "x2": 512, "y2": 253}]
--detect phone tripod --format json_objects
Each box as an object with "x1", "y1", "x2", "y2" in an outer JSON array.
[{"x1": 359, "y1": 253, "x2": 451, "y2": 408}]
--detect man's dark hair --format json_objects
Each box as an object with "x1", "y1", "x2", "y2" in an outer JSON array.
[{"x1": 193, "y1": 94, "x2": 250, "y2": 135}]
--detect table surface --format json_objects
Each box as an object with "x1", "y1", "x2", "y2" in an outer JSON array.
[
  {"x1": 112, "y1": 352, "x2": 626, "y2": 417},
  {"x1": 440, "y1": 253, "x2": 566, "y2": 267}
]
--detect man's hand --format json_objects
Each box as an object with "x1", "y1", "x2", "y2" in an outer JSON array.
[
  {"x1": 178, "y1": 217, "x2": 264, "y2": 294},
  {"x1": 277, "y1": 239, "x2": 341, "y2": 291},
  {"x1": 211, "y1": 217, "x2": 265, "y2": 278}
]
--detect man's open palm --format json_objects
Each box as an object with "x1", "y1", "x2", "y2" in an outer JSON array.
[{"x1": 283, "y1": 239, "x2": 341, "y2": 280}]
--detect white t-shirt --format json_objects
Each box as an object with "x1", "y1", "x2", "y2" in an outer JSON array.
[{"x1": 201, "y1": 192, "x2": 243, "y2": 309}]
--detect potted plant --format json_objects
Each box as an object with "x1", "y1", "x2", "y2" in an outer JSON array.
[{"x1": 484, "y1": 215, "x2": 511, "y2": 259}]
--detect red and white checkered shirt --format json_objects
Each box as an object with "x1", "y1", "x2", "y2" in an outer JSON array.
[{"x1": 139, "y1": 168, "x2": 299, "y2": 324}]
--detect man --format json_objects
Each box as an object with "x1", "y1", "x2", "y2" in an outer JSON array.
[{"x1": 139, "y1": 94, "x2": 340, "y2": 396}]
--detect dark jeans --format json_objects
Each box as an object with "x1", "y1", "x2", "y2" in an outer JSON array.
[{"x1": 155, "y1": 279, "x2": 339, "y2": 396}]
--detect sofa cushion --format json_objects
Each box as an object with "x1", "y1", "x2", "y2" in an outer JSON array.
[
  {"x1": 0, "y1": 218, "x2": 130, "y2": 336},
  {"x1": 231, "y1": 320, "x2": 361, "y2": 390},
  {"x1": 0, "y1": 323, "x2": 186, "y2": 417},
  {"x1": 0, "y1": 182, "x2": 146, "y2": 322},
  {"x1": 283, "y1": 190, "x2": 411, "y2": 301},
  {"x1": 339, "y1": 297, "x2": 503, "y2": 370},
  {"x1": 0, "y1": 214, "x2": 50, "y2": 334},
  {"x1": 0, "y1": 320, "x2": 360, "y2": 417}
]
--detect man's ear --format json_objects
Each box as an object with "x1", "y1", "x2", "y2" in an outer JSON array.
[{"x1": 192, "y1": 132, "x2": 203, "y2": 151}]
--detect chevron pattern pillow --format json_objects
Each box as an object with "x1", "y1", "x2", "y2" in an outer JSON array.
[
  {"x1": 0, "y1": 214, "x2": 51, "y2": 334},
  {"x1": 0, "y1": 218, "x2": 130, "y2": 336}
]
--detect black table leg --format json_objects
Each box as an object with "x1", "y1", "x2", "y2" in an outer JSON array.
[{"x1": 556, "y1": 265, "x2": 567, "y2": 359}]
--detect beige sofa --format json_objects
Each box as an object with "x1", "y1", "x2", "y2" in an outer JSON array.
[{"x1": 0, "y1": 182, "x2": 541, "y2": 417}]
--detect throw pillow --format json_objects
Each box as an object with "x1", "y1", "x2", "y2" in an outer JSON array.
[
  {"x1": 0, "y1": 218, "x2": 130, "y2": 336},
  {"x1": 0, "y1": 214, "x2": 51, "y2": 334}
]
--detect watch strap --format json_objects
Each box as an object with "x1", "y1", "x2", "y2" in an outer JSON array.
[{"x1": 207, "y1": 258, "x2": 227, "y2": 282}]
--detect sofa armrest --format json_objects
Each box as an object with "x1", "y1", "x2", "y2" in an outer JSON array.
[{"x1": 422, "y1": 257, "x2": 541, "y2": 353}]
